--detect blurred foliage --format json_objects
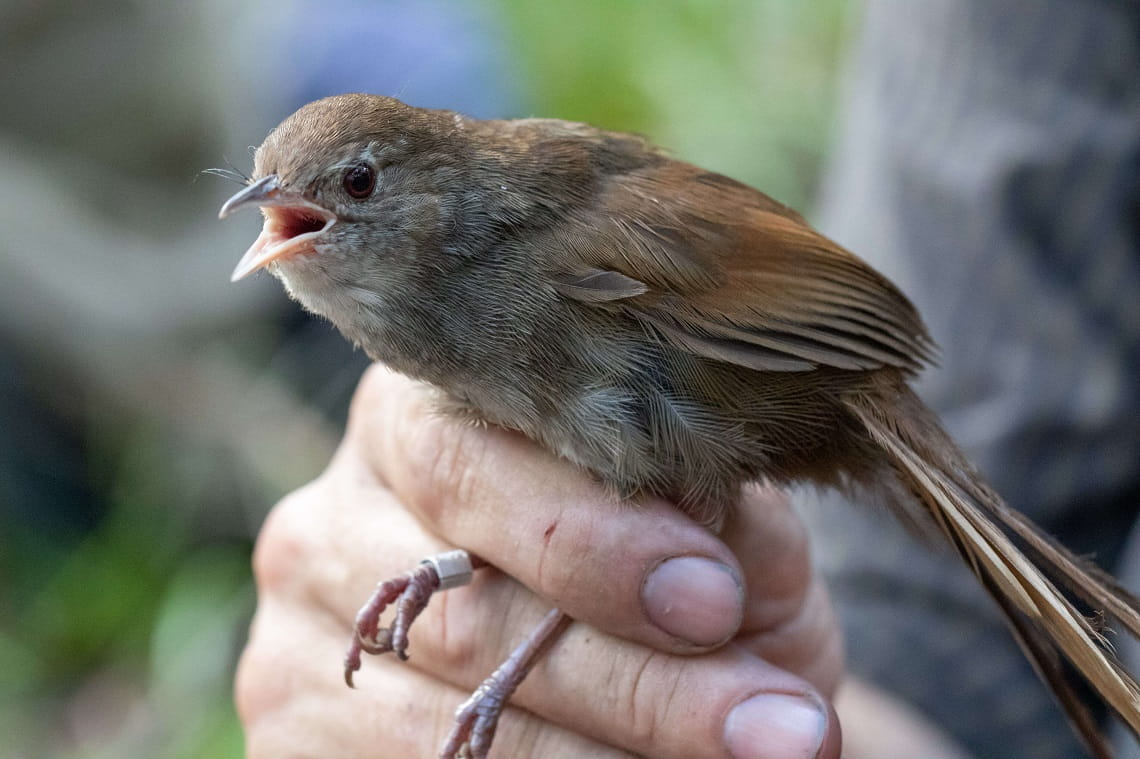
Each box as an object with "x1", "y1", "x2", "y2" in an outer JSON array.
[
  {"x1": 1, "y1": 416, "x2": 252, "y2": 759},
  {"x1": 494, "y1": 0, "x2": 851, "y2": 210},
  {"x1": 0, "y1": 2, "x2": 850, "y2": 758}
]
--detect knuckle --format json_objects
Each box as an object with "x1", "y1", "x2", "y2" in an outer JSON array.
[
  {"x1": 234, "y1": 617, "x2": 287, "y2": 729},
  {"x1": 606, "y1": 646, "x2": 726, "y2": 759},
  {"x1": 493, "y1": 709, "x2": 638, "y2": 759},
  {"x1": 233, "y1": 641, "x2": 268, "y2": 725},
  {"x1": 348, "y1": 364, "x2": 403, "y2": 428},
  {"x1": 242, "y1": 726, "x2": 275, "y2": 759},
  {"x1": 243, "y1": 718, "x2": 311, "y2": 759},
  {"x1": 744, "y1": 579, "x2": 840, "y2": 689},
  {"x1": 618, "y1": 649, "x2": 672, "y2": 748},
  {"x1": 345, "y1": 364, "x2": 406, "y2": 452},
  {"x1": 737, "y1": 489, "x2": 814, "y2": 629},
  {"x1": 804, "y1": 618, "x2": 846, "y2": 698},
  {"x1": 793, "y1": 583, "x2": 845, "y2": 696},
  {"x1": 251, "y1": 483, "x2": 322, "y2": 593}
]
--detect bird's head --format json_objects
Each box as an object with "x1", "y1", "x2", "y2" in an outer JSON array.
[{"x1": 219, "y1": 94, "x2": 475, "y2": 319}]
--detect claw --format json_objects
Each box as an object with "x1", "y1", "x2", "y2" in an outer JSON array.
[
  {"x1": 341, "y1": 560, "x2": 444, "y2": 685},
  {"x1": 340, "y1": 553, "x2": 565, "y2": 759}
]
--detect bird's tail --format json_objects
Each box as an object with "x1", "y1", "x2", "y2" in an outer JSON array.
[{"x1": 845, "y1": 387, "x2": 1140, "y2": 758}]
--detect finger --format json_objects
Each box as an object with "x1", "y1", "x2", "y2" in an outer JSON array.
[
  {"x1": 345, "y1": 365, "x2": 749, "y2": 652},
  {"x1": 251, "y1": 476, "x2": 451, "y2": 632},
  {"x1": 254, "y1": 564, "x2": 838, "y2": 759},
  {"x1": 253, "y1": 465, "x2": 840, "y2": 759},
  {"x1": 237, "y1": 596, "x2": 636, "y2": 759},
  {"x1": 407, "y1": 589, "x2": 838, "y2": 759},
  {"x1": 723, "y1": 486, "x2": 845, "y2": 696},
  {"x1": 253, "y1": 470, "x2": 563, "y2": 693},
  {"x1": 722, "y1": 486, "x2": 812, "y2": 632}
]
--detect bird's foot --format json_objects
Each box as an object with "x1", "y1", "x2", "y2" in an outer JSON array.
[
  {"x1": 343, "y1": 549, "x2": 474, "y2": 686},
  {"x1": 439, "y1": 608, "x2": 571, "y2": 759}
]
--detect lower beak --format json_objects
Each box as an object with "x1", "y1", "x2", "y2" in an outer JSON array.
[{"x1": 219, "y1": 175, "x2": 337, "y2": 281}]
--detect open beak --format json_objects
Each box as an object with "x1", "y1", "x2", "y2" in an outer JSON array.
[{"x1": 219, "y1": 174, "x2": 337, "y2": 282}]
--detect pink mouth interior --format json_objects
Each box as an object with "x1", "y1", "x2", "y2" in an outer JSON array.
[
  {"x1": 231, "y1": 203, "x2": 336, "y2": 281},
  {"x1": 267, "y1": 207, "x2": 328, "y2": 243}
]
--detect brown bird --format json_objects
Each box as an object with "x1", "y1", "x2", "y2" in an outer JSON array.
[{"x1": 221, "y1": 93, "x2": 1140, "y2": 758}]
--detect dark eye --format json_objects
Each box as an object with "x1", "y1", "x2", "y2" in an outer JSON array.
[{"x1": 343, "y1": 164, "x2": 375, "y2": 199}]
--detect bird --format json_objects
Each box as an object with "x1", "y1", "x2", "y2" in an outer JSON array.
[{"x1": 220, "y1": 93, "x2": 1140, "y2": 759}]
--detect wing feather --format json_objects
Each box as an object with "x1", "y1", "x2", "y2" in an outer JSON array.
[{"x1": 548, "y1": 161, "x2": 933, "y2": 373}]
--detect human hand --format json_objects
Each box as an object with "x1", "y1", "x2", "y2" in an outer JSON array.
[{"x1": 236, "y1": 365, "x2": 843, "y2": 758}]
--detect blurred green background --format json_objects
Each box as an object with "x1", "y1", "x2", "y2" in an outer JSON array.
[{"x1": 0, "y1": 2, "x2": 849, "y2": 757}]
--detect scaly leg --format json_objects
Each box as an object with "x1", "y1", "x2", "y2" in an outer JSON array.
[{"x1": 440, "y1": 608, "x2": 572, "y2": 759}]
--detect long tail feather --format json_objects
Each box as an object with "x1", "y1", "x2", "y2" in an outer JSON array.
[
  {"x1": 986, "y1": 573, "x2": 1115, "y2": 759},
  {"x1": 846, "y1": 388, "x2": 1140, "y2": 753},
  {"x1": 968, "y1": 479, "x2": 1140, "y2": 638}
]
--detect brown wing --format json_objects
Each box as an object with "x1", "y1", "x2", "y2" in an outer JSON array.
[{"x1": 548, "y1": 161, "x2": 935, "y2": 373}]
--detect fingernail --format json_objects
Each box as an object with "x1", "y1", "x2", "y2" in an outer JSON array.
[
  {"x1": 724, "y1": 694, "x2": 825, "y2": 759},
  {"x1": 641, "y1": 556, "x2": 743, "y2": 646}
]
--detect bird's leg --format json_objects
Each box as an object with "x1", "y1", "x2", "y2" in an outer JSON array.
[
  {"x1": 440, "y1": 608, "x2": 572, "y2": 759},
  {"x1": 344, "y1": 549, "x2": 477, "y2": 686}
]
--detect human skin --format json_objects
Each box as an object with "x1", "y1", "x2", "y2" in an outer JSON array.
[{"x1": 235, "y1": 365, "x2": 844, "y2": 758}]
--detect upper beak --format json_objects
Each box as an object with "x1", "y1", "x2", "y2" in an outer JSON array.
[
  {"x1": 218, "y1": 174, "x2": 337, "y2": 281},
  {"x1": 217, "y1": 174, "x2": 282, "y2": 219}
]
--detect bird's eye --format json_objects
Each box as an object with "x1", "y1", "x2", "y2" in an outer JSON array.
[{"x1": 343, "y1": 164, "x2": 376, "y2": 199}]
